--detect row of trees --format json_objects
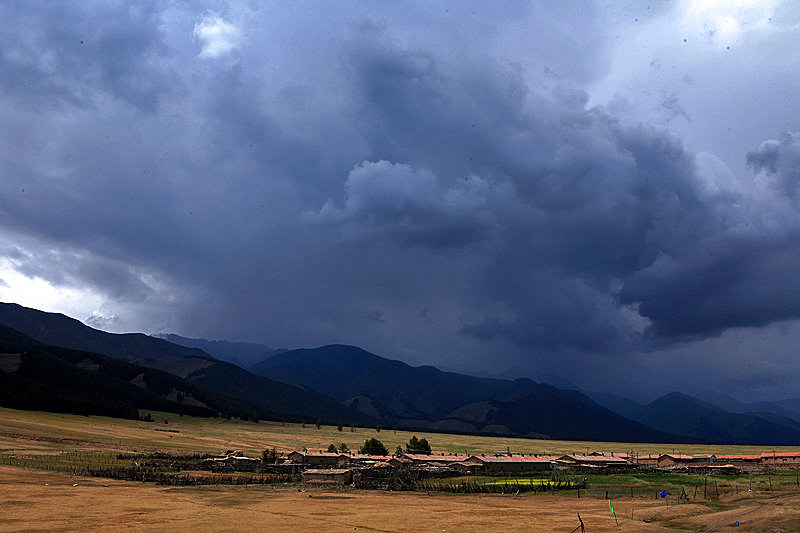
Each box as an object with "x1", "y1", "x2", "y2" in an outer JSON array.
[
  {"x1": 326, "y1": 443, "x2": 350, "y2": 453},
  {"x1": 317, "y1": 435, "x2": 434, "y2": 456}
]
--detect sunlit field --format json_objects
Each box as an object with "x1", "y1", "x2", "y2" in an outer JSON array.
[
  {"x1": 0, "y1": 406, "x2": 781, "y2": 462},
  {"x1": 4, "y1": 407, "x2": 800, "y2": 532}
]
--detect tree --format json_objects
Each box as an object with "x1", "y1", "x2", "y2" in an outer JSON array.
[
  {"x1": 359, "y1": 437, "x2": 388, "y2": 456},
  {"x1": 405, "y1": 435, "x2": 431, "y2": 454},
  {"x1": 395, "y1": 445, "x2": 403, "y2": 456},
  {"x1": 375, "y1": 424, "x2": 382, "y2": 433},
  {"x1": 338, "y1": 442, "x2": 350, "y2": 453},
  {"x1": 315, "y1": 419, "x2": 321, "y2": 429},
  {"x1": 337, "y1": 421, "x2": 343, "y2": 431},
  {"x1": 326, "y1": 443, "x2": 337, "y2": 453},
  {"x1": 261, "y1": 448, "x2": 279, "y2": 464}
]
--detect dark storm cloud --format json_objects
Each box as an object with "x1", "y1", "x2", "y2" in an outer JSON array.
[
  {"x1": 312, "y1": 29, "x2": 800, "y2": 353},
  {"x1": 0, "y1": 1, "x2": 175, "y2": 112},
  {"x1": 2, "y1": 0, "x2": 800, "y2": 384}
]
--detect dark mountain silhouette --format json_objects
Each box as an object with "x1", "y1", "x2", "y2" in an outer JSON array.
[
  {"x1": 0, "y1": 303, "x2": 212, "y2": 364},
  {"x1": 0, "y1": 303, "x2": 376, "y2": 426},
  {"x1": 596, "y1": 391, "x2": 800, "y2": 445},
  {"x1": 154, "y1": 334, "x2": 286, "y2": 369},
  {"x1": 250, "y1": 344, "x2": 531, "y2": 419},
  {"x1": 0, "y1": 324, "x2": 267, "y2": 420},
  {"x1": 671, "y1": 384, "x2": 800, "y2": 423},
  {"x1": 250, "y1": 344, "x2": 684, "y2": 442},
  {"x1": 6, "y1": 302, "x2": 799, "y2": 444}
]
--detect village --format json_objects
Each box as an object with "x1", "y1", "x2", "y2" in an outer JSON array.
[{"x1": 203, "y1": 447, "x2": 800, "y2": 486}]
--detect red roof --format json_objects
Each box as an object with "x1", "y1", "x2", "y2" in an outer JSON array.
[
  {"x1": 471, "y1": 455, "x2": 556, "y2": 463},
  {"x1": 403, "y1": 454, "x2": 471, "y2": 462},
  {"x1": 350, "y1": 454, "x2": 392, "y2": 461},
  {"x1": 589, "y1": 452, "x2": 630, "y2": 459},
  {"x1": 715, "y1": 454, "x2": 761, "y2": 461},
  {"x1": 762, "y1": 452, "x2": 800, "y2": 458},
  {"x1": 558, "y1": 455, "x2": 627, "y2": 463}
]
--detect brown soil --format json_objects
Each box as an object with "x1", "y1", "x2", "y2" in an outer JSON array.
[
  {"x1": 9, "y1": 466, "x2": 800, "y2": 532},
  {"x1": 0, "y1": 465, "x2": 674, "y2": 532}
]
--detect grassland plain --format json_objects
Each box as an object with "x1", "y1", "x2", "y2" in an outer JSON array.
[{"x1": 3, "y1": 407, "x2": 800, "y2": 531}]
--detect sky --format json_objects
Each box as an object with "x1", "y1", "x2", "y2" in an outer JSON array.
[{"x1": 1, "y1": 0, "x2": 800, "y2": 403}]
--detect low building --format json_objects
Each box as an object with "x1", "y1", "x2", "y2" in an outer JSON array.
[
  {"x1": 348, "y1": 454, "x2": 393, "y2": 466},
  {"x1": 286, "y1": 451, "x2": 350, "y2": 466},
  {"x1": 400, "y1": 453, "x2": 471, "y2": 467},
  {"x1": 762, "y1": 451, "x2": 800, "y2": 467},
  {"x1": 657, "y1": 454, "x2": 693, "y2": 468},
  {"x1": 715, "y1": 454, "x2": 762, "y2": 467},
  {"x1": 302, "y1": 468, "x2": 354, "y2": 485},
  {"x1": 630, "y1": 454, "x2": 660, "y2": 466},
  {"x1": 203, "y1": 450, "x2": 260, "y2": 464},
  {"x1": 557, "y1": 455, "x2": 629, "y2": 468},
  {"x1": 589, "y1": 451, "x2": 630, "y2": 461},
  {"x1": 463, "y1": 454, "x2": 557, "y2": 473}
]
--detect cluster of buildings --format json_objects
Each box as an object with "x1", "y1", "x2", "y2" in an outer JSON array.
[
  {"x1": 202, "y1": 448, "x2": 800, "y2": 485},
  {"x1": 283, "y1": 449, "x2": 800, "y2": 484}
]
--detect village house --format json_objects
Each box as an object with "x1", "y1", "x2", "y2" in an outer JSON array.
[
  {"x1": 301, "y1": 468, "x2": 355, "y2": 485},
  {"x1": 657, "y1": 454, "x2": 694, "y2": 468},
  {"x1": 286, "y1": 451, "x2": 350, "y2": 466},
  {"x1": 400, "y1": 453, "x2": 472, "y2": 467},
  {"x1": 386, "y1": 456, "x2": 414, "y2": 467},
  {"x1": 588, "y1": 451, "x2": 630, "y2": 461},
  {"x1": 463, "y1": 454, "x2": 557, "y2": 473},
  {"x1": 761, "y1": 451, "x2": 800, "y2": 467},
  {"x1": 556, "y1": 455, "x2": 629, "y2": 469},
  {"x1": 202, "y1": 450, "x2": 260, "y2": 465},
  {"x1": 715, "y1": 454, "x2": 762, "y2": 467},
  {"x1": 691, "y1": 454, "x2": 716, "y2": 464},
  {"x1": 347, "y1": 454, "x2": 393, "y2": 466},
  {"x1": 630, "y1": 454, "x2": 661, "y2": 466}
]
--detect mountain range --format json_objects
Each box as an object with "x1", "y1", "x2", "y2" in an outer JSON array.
[
  {"x1": 3, "y1": 302, "x2": 800, "y2": 445},
  {"x1": 0, "y1": 303, "x2": 375, "y2": 425}
]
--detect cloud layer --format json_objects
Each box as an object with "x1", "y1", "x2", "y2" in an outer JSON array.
[{"x1": 1, "y1": 0, "x2": 800, "y2": 401}]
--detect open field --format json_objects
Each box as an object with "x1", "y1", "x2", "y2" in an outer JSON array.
[
  {"x1": 3, "y1": 407, "x2": 800, "y2": 531},
  {"x1": 5, "y1": 464, "x2": 800, "y2": 532},
  {"x1": 0, "y1": 407, "x2": 785, "y2": 459}
]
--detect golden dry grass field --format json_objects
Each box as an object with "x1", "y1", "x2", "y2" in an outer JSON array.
[{"x1": 2, "y1": 407, "x2": 800, "y2": 532}]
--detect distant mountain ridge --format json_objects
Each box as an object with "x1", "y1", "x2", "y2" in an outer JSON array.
[
  {"x1": 0, "y1": 324, "x2": 270, "y2": 421},
  {"x1": 0, "y1": 303, "x2": 376, "y2": 426},
  {"x1": 249, "y1": 344, "x2": 684, "y2": 443},
  {"x1": 154, "y1": 334, "x2": 286, "y2": 369},
  {"x1": 5, "y1": 302, "x2": 800, "y2": 445},
  {"x1": 593, "y1": 391, "x2": 800, "y2": 445},
  {"x1": 0, "y1": 303, "x2": 212, "y2": 364}
]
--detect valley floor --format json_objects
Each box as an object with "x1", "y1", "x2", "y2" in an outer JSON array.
[
  {"x1": 3, "y1": 407, "x2": 800, "y2": 532},
  {"x1": 4, "y1": 465, "x2": 800, "y2": 532}
]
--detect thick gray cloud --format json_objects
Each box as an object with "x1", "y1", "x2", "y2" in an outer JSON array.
[{"x1": 1, "y1": 0, "x2": 800, "y2": 401}]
